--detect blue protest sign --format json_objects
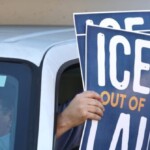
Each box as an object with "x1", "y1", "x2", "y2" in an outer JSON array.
[
  {"x1": 80, "y1": 25, "x2": 150, "y2": 150},
  {"x1": 73, "y1": 11, "x2": 150, "y2": 85}
]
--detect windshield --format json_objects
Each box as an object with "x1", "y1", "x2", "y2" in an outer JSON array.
[{"x1": 0, "y1": 62, "x2": 32, "y2": 150}]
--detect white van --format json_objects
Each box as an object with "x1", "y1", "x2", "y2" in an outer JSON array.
[{"x1": 0, "y1": 26, "x2": 83, "y2": 150}]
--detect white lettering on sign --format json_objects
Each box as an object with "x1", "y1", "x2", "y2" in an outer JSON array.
[
  {"x1": 97, "y1": 33, "x2": 150, "y2": 94},
  {"x1": 97, "y1": 33, "x2": 105, "y2": 86},
  {"x1": 109, "y1": 113, "x2": 130, "y2": 150},
  {"x1": 133, "y1": 39, "x2": 150, "y2": 94},
  {"x1": 109, "y1": 113, "x2": 147, "y2": 150},
  {"x1": 124, "y1": 17, "x2": 144, "y2": 31},
  {"x1": 99, "y1": 18, "x2": 121, "y2": 29},
  {"x1": 86, "y1": 17, "x2": 144, "y2": 30},
  {"x1": 135, "y1": 117, "x2": 147, "y2": 150},
  {"x1": 109, "y1": 35, "x2": 131, "y2": 90}
]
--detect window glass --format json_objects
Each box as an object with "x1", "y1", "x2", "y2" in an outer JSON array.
[
  {"x1": 0, "y1": 75, "x2": 18, "y2": 150},
  {"x1": 0, "y1": 62, "x2": 32, "y2": 150}
]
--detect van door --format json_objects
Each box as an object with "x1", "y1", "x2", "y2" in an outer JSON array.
[{"x1": 37, "y1": 42, "x2": 83, "y2": 150}]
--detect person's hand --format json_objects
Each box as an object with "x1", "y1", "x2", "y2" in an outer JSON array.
[{"x1": 56, "y1": 91, "x2": 105, "y2": 138}]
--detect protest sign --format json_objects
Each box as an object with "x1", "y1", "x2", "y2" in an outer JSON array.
[
  {"x1": 73, "y1": 10, "x2": 150, "y2": 85},
  {"x1": 80, "y1": 25, "x2": 150, "y2": 150}
]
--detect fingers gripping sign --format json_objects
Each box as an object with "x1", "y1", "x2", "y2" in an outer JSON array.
[{"x1": 56, "y1": 91, "x2": 105, "y2": 138}]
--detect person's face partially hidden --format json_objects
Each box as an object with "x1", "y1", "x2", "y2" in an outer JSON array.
[{"x1": 0, "y1": 105, "x2": 12, "y2": 136}]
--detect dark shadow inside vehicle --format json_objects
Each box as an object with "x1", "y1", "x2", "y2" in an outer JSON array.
[
  {"x1": 58, "y1": 63, "x2": 83, "y2": 105},
  {"x1": 56, "y1": 63, "x2": 83, "y2": 150}
]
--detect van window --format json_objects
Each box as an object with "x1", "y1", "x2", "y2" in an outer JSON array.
[
  {"x1": 0, "y1": 75, "x2": 18, "y2": 150},
  {"x1": 57, "y1": 63, "x2": 83, "y2": 105},
  {"x1": 0, "y1": 62, "x2": 32, "y2": 150}
]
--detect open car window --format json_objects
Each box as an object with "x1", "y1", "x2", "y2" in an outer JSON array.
[{"x1": 57, "y1": 63, "x2": 83, "y2": 105}]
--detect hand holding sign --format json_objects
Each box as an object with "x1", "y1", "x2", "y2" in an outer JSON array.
[{"x1": 56, "y1": 91, "x2": 104, "y2": 138}]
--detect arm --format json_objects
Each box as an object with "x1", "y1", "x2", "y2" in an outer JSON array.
[{"x1": 56, "y1": 91, "x2": 105, "y2": 138}]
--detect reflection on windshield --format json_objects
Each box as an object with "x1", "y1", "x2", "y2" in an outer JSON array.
[{"x1": 0, "y1": 75, "x2": 18, "y2": 150}]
